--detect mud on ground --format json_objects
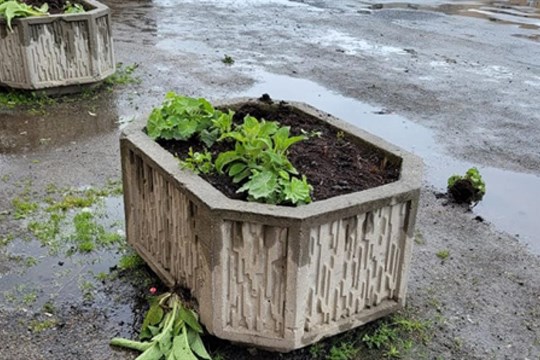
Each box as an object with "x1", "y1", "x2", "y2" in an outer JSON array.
[{"x1": 1, "y1": 0, "x2": 539, "y2": 359}]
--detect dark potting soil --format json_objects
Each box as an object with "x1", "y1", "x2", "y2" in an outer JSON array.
[
  {"x1": 448, "y1": 179, "x2": 483, "y2": 204},
  {"x1": 157, "y1": 96, "x2": 401, "y2": 203},
  {"x1": 22, "y1": 0, "x2": 83, "y2": 14}
]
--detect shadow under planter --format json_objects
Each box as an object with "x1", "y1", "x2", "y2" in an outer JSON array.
[
  {"x1": 0, "y1": 0, "x2": 114, "y2": 93},
  {"x1": 120, "y1": 98, "x2": 423, "y2": 352}
]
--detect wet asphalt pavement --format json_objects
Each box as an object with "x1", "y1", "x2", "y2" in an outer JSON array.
[{"x1": 1, "y1": 0, "x2": 539, "y2": 359}]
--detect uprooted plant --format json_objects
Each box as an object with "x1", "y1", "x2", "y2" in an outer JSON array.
[
  {"x1": 110, "y1": 292, "x2": 212, "y2": 360},
  {"x1": 447, "y1": 167, "x2": 486, "y2": 205},
  {"x1": 146, "y1": 93, "x2": 313, "y2": 205}
]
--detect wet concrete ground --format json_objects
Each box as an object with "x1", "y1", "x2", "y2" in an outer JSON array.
[{"x1": 1, "y1": 0, "x2": 540, "y2": 359}]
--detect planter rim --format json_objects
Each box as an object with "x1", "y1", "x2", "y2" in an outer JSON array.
[
  {"x1": 122, "y1": 97, "x2": 423, "y2": 220},
  {"x1": 0, "y1": 0, "x2": 108, "y2": 26}
]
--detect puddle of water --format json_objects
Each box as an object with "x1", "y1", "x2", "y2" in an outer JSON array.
[
  {"x1": 0, "y1": 96, "x2": 118, "y2": 155},
  {"x1": 238, "y1": 71, "x2": 540, "y2": 253},
  {"x1": 309, "y1": 29, "x2": 407, "y2": 57},
  {"x1": 366, "y1": 0, "x2": 540, "y2": 30},
  {"x1": 0, "y1": 196, "x2": 129, "y2": 314},
  {"x1": 155, "y1": 39, "x2": 216, "y2": 56},
  {"x1": 153, "y1": 0, "x2": 312, "y2": 7}
]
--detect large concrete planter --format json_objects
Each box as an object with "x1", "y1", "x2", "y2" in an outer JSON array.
[
  {"x1": 0, "y1": 0, "x2": 114, "y2": 92},
  {"x1": 120, "y1": 98, "x2": 423, "y2": 352}
]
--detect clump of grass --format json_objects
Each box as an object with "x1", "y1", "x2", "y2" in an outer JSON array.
[
  {"x1": 0, "y1": 233, "x2": 14, "y2": 248},
  {"x1": 362, "y1": 312, "x2": 431, "y2": 358},
  {"x1": 222, "y1": 55, "x2": 234, "y2": 65},
  {"x1": 327, "y1": 342, "x2": 358, "y2": 360},
  {"x1": 0, "y1": 89, "x2": 55, "y2": 110},
  {"x1": 12, "y1": 197, "x2": 38, "y2": 219},
  {"x1": 104, "y1": 63, "x2": 140, "y2": 86},
  {"x1": 118, "y1": 252, "x2": 145, "y2": 271},
  {"x1": 79, "y1": 279, "x2": 96, "y2": 301},
  {"x1": 436, "y1": 249, "x2": 450, "y2": 261},
  {"x1": 29, "y1": 318, "x2": 57, "y2": 333},
  {"x1": 71, "y1": 211, "x2": 123, "y2": 254}
]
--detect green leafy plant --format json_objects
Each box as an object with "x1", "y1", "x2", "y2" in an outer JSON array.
[
  {"x1": 221, "y1": 55, "x2": 234, "y2": 65},
  {"x1": 327, "y1": 342, "x2": 358, "y2": 360},
  {"x1": 180, "y1": 148, "x2": 214, "y2": 175},
  {"x1": 362, "y1": 314, "x2": 430, "y2": 358},
  {"x1": 63, "y1": 1, "x2": 84, "y2": 13},
  {"x1": 0, "y1": 0, "x2": 48, "y2": 31},
  {"x1": 110, "y1": 292, "x2": 212, "y2": 360},
  {"x1": 436, "y1": 249, "x2": 450, "y2": 260},
  {"x1": 147, "y1": 94, "x2": 313, "y2": 206},
  {"x1": 215, "y1": 116, "x2": 312, "y2": 204},
  {"x1": 147, "y1": 93, "x2": 233, "y2": 147},
  {"x1": 447, "y1": 167, "x2": 486, "y2": 204}
]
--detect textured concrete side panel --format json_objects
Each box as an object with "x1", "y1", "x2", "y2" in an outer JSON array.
[
  {"x1": 0, "y1": 26, "x2": 27, "y2": 84},
  {"x1": 95, "y1": 15, "x2": 115, "y2": 74},
  {"x1": 220, "y1": 221, "x2": 288, "y2": 338},
  {"x1": 25, "y1": 21, "x2": 93, "y2": 84},
  {"x1": 121, "y1": 140, "x2": 212, "y2": 304},
  {"x1": 302, "y1": 201, "x2": 410, "y2": 334}
]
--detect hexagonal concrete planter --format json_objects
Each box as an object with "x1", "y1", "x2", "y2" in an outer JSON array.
[
  {"x1": 120, "y1": 98, "x2": 423, "y2": 352},
  {"x1": 0, "y1": 0, "x2": 114, "y2": 92}
]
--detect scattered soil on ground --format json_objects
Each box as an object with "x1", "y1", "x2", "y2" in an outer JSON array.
[
  {"x1": 448, "y1": 179, "x2": 482, "y2": 204},
  {"x1": 157, "y1": 96, "x2": 401, "y2": 202}
]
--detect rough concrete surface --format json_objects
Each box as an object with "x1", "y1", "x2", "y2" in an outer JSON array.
[{"x1": 0, "y1": 0, "x2": 539, "y2": 359}]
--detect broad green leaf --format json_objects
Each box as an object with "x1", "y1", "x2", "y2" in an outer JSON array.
[
  {"x1": 187, "y1": 328, "x2": 212, "y2": 360},
  {"x1": 241, "y1": 171, "x2": 278, "y2": 200},
  {"x1": 278, "y1": 170, "x2": 290, "y2": 180},
  {"x1": 175, "y1": 119, "x2": 198, "y2": 140},
  {"x1": 228, "y1": 163, "x2": 247, "y2": 177},
  {"x1": 262, "y1": 150, "x2": 285, "y2": 167},
  {"x1": 171, "y1": 328, "x2": 198, "y2": 360},
  {"x1": 140, "y1": 301, "x2": 164, "y2": 340},
  {"x1": 199, "y1": 128, "x2": 218, "y2": 148},
  {"x1": 283, "y1": 176, "x2": 312, "y2": 204},
  {"x1": 232, "y1": 168, "x2": 251, "y2": 183},
  {"x1": 179, "y1": 306, "x2": 203, "y2": 333},
  {"x1": 215, "y1": 151, "x2": 241, "y2": 173},
  {"x1": 135, "y1": 343, "x2": 163, "y2": 360},
  {"x1": 259, "y1": 120, "x2": 279, "y2": 138}
]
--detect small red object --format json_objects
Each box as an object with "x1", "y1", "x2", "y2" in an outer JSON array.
[{"x1": 149, "y1": 287, "x2": 157, "y2": 295}]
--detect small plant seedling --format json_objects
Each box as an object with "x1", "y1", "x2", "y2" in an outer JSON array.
[
  {"x1": 447, "y1": 167, "x2": 486, "y2": 205},
  {"x1": 180, "y1": 148, "x2": 214, "y2": 175},
  {"x1": 222, "y1": 55, "x2": 234, "y2": 65},
  {"x1": 63, "y1": 1, "x2": 85, "y2": 13},
  {"x1": 29, "y1": 318, "x2": 58, "y2": 333},
  {"x1": 104, "y1": 63, "x2": 140, "y2": 86},
  {"x1": 118, "y1": 252, "x2": 145, "y2": 271},
  {"x1": 436, "y1": 249, "x2": 450, "y2": 260},
  {"x1": 362, "y1": 313, "x2": 430, "y2": 357},
  {"x1": 328, "y1": 342, "x2": 358, "y2": 360}
]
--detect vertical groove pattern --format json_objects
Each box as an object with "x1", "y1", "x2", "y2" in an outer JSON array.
[
  {"x1": 303, "y1": 202, "x2": 409, "y2": 332},
  {"x1": 125, "y1": 150, "x2": 209, "y2": 298},
  {"x1": 0, "y1": 26, "x2": 26, "y2": 83},
  {"x1": 221, "y1": 221, "x2": 288, "y2": 338},
  {"x1": 27, "y1": 21, "x2": 92, "y2": 83},
  {"x1": 95, "y1": 16, "x2": 114, "y2": 73}
]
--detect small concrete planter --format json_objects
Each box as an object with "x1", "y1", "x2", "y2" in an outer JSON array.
[
  {"x1": 0, "y1": 0, "x2": 114, "y2": 92},
  {"x1": 120, "y1": 99, "x2": 422, "y2": 352}
]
